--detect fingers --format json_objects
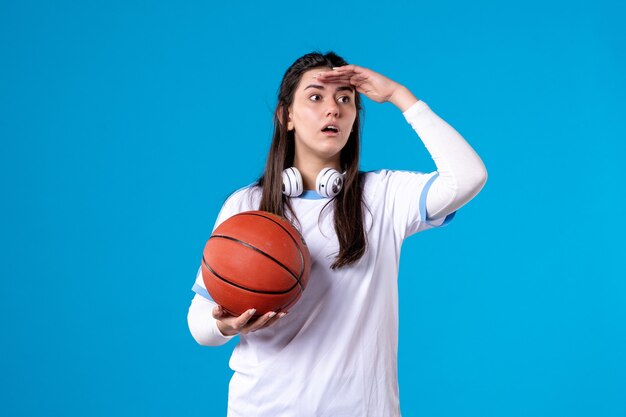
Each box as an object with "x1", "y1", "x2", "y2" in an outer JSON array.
[
  {"x1": 213, "y1": 306, "x2": 254, "y2": 335},
  {"x1": 212, "y1": 305, "x2": 224, "y2": 319},
  {"x1": 232, "y1": 308, "x2": 257, "y2": 330},
  {"x1": 332, "y1": 64, "x2": 363, "y2": 74},
  {"x1": 240, "y1": 311, "x2": 288, "y2": 334},
  {"x1": 260, "y1": 312, "x2": 287, "y2": 329},
  {"x1": 240, "y1": 311, "x2": 276, "y2": 333},
  {"x1": 319, "y1": 65, "x2": 367, "y2": 76},
  {"x1": 213, "y1": 306, "x2": 287, "y2": 336},
  {"x1": 318, "y1": 75, "x2": 368, "y2": 86},
  {"x1": 317, "y1": 71, "x2": 367, "y2": 83},
  {"x1": 316, "y1": 68, "x2": 370, "y2": 92}
]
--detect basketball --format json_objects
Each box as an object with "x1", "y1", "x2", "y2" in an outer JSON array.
[{"x1": 201, "y1": 210, "x2": 311, "y2": 318}]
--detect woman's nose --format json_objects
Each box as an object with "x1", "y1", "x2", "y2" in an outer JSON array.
[{"x1": 326, "y1": 102, "x2": 340, "y2": 117}]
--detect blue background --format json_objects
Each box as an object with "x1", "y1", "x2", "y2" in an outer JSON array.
[{"x1": 2, "y1": 0, "x2": 625, "y2": 416}]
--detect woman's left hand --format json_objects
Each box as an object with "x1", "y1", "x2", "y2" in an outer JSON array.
[{"x1": 316, "y1": 65, "x2": 417, "y2": 110}]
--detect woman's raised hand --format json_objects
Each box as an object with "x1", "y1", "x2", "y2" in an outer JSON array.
[
  {"x1": 212, "y1": 305, "x2": 285, "y2": 336},
  {"x1": 316, "y1": 65, "x2": 418, "y2": 111}
]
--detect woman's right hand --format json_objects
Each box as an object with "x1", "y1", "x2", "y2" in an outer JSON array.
[{"x1": 212, "y1": 305, "x2": 286, "y2": 336}]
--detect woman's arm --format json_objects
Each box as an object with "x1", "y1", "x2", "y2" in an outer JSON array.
[
  {"x1": 317, "y1": 67, "x2": 487, "y2": 219},
  {"x1": 402, "y1": 97, "x2": 487, "y2": 219},
  {"x1": 188, "y1": 294, "x2": 235, "y2": 346},
  {"x1": 188, "y1": 290, "x2": 285, "y2": 346}
]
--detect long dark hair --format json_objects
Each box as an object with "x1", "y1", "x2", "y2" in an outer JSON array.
[{"x1": 257, "y1": 51, "x2": 367, "y2": 269}]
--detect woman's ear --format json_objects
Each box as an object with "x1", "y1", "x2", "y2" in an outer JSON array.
[
  {"x1": 287, "y1": 112, "x2": 294, "y2": 131},
  {"x1": 276, "y1": 106, "x2": 294, "y2": 131}
]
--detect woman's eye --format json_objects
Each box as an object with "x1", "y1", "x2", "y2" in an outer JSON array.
[
  {"x1": 309, "y1": 94, "x2": 322, "y2": 101},
  {"x1": 338, "y1": 96, "x2": 351, "y2": 104}
]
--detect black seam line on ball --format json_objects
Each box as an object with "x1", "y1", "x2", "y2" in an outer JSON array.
[
  {"x1": 237, "y1": 212, "x2": 305, "y2": 287},
  {"x1": 277, "y1": 283, "x2": 304, "y2": 313},
  {"x1": 202, "y1": 256, "x2": 298, "y2": 295},
  {"x1": 209, "y1": 234, "x2": 302, "y2": 289}
]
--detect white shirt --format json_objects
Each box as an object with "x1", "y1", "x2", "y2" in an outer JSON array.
[{"x1": 188, "y1": 101, "x2": 487, "y2": 417}]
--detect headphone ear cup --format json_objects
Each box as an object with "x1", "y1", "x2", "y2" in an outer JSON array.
[
  {"x1": 282, "y1": 167, "x2": 303, "y2": 197},
  {"x1": 316, "y1": 168, "x2": 344, "y2": 198}
]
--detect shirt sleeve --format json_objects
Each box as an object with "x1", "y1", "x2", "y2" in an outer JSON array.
[
  {"x1": 376, "y1": 169, "x2": 456, "y2": 240},
  {"x1": 402, "y1": 100, "x2": 487, "y2": 220},
  {"x1": 190, "y1": 192, "x2": 240, "y2": 300},
  {"x1": 188, "y1": 266, "x2": 235, "y2": 346},
  {"x1": 187, "y1": 189, "x2": 254, "y2": 347}
]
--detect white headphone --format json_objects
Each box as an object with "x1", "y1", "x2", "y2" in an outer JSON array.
[{"x1": 282, "y1": 167, "x2": 345, "y2": 198}]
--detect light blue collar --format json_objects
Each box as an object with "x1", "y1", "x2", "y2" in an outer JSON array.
[{"x1": 299, "y1": 190, "x2": 326, "y2": 200}]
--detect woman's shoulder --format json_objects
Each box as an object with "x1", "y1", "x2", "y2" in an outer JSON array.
[
  {"x1": 224, "y1": 182, "x2": 262, "y2": 207},
  {"x1": 362, "y1": 169, "x2": 429, "y2": 185},
  {"x1": 361, "y1": 169, "x2": 435, "y2": 203},
  {"x1": 214, "y1": 183, "x2": 262, "y2": 219}
]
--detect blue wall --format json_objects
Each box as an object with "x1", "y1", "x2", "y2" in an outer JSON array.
[{"x1": 1, "y1": 1, "x2": 624, "y2": 415}]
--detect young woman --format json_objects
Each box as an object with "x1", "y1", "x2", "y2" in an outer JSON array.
[{"x1": 188, "y1": 52, "x2": 487, "y2": 417}]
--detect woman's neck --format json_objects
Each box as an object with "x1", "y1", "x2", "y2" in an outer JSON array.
[{"x1": 293, "y1": 156, "x2": 341, "y2": 190}]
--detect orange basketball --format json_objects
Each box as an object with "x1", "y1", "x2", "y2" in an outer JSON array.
[{"x1": 201, "y1": 210, "x2": 311, "y2": 318}]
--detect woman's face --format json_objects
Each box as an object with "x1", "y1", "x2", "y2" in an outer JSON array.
[{"x1": 287, "y1": 68, "x2": 357, "y2": 166}]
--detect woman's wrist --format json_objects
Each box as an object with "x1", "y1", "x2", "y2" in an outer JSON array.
[
  {"x1": 388, "y1": 85, "x2": 419, "y2": 112},
  {"x1": 217, "y1": 320, "x2": 238, "y2": 337}
]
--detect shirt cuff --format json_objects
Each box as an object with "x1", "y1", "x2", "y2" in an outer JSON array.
[{"x1": 402, "y1": 100, "x2": 430, "y2": 123}]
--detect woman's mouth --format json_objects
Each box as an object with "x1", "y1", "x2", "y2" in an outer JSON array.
[{"x1": 321, "y1": 125, "x2": 340, "y2": 136}]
